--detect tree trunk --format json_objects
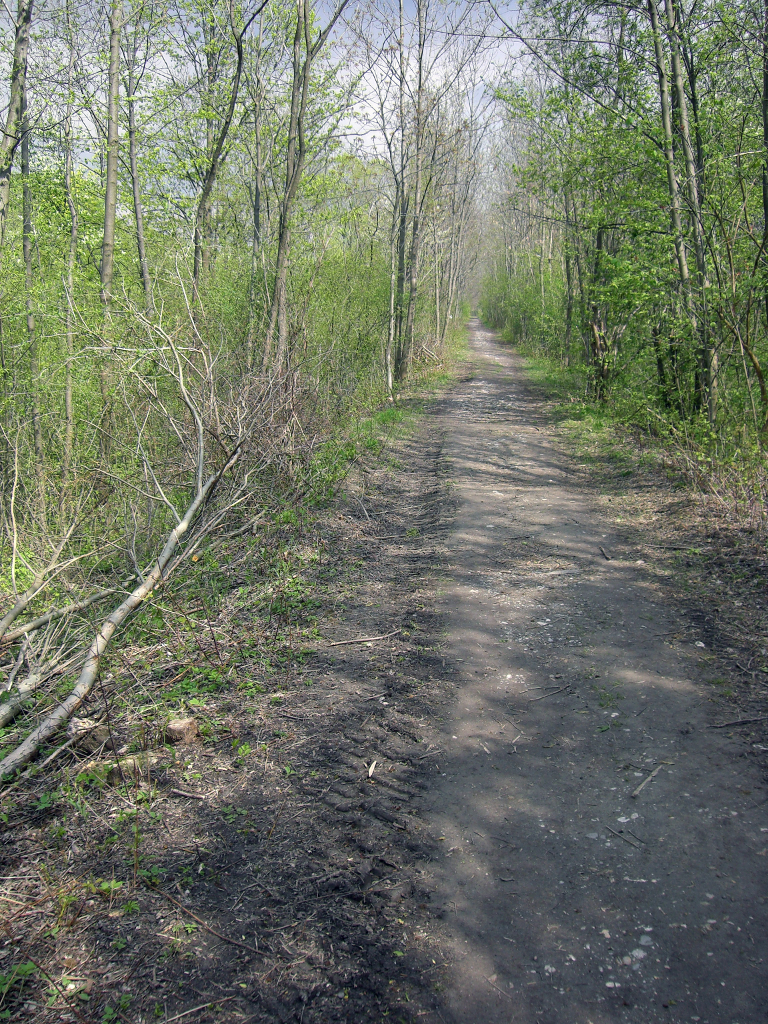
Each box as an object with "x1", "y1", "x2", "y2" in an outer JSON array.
[
  {"x1": 265, "y1": 0, "x2": 308, "y2": 373},
  {"x1": 127, "y1": 63, "x2": 153, "y2": 312},
  {"x1": 0, "y1": 0, "x2": 34, "y2": 255},
  {"x1": 664, "y1": 0, "x2": 716, "y2": 424},
  {"x1": 192, "y1": 4, "x2": 266, "y2": 300},
  {"x1": 263, "y1": 0, "x2": 352, "y2": 373},
  {"x1": 398, "y1": 0, "x2": 426, "y2": 380},
  {"x1": 385, "y1": 190, "x2": 399, "y2": 398},
  {"x1": 647, "y1": 0, "x2": 694, "y2": 323},
  {"x1": 434, "y1": 218, "x2": 440, "y2": 346},
  {"x1": 245, "y1": 20, "x2": 265, "y2": 371},
  {"x1": 21, "y1": 86, "x2": 45, "y2": 527},
  {"x1": 98, "y1": 0, "x2": 122, "y2": 466},
  {"x1": 62, "y1": 0, "x2": 77, "y2": 506},
  {"x1": 101, "y1": 0, "x2": 122, "y2": 307},
  {"x1": 761, "y1": 0, "x2": 768, "y2": 353}
]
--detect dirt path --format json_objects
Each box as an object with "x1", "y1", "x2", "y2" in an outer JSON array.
[{"x1": 417, "y1": 321, "x2": 768, "y2": 1023}]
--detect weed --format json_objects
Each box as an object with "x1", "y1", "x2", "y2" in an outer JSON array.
[
  {"x1": 103, "y1": 993, "x2": 131, "y2": 1021},
  {"x1": 138, "y1": 862, "x2": 163, "y2": 885},
  {"x1": 168, "y1": 666, "x2": 227, "y2": 700},
  {"x1": 33, "y1": 790, "x2": 58, "y2": 811},
  {"x1": 123, "y1": 900, "x2": 140, "y2": 914},
  {"x1": 593, "y1": 684, "x2": 624, "y2": 709},
  {"x1": 222, "y1": 805, "x2": 248, "y2": 824},
  {"x1": 238, "y1": 680, "x2": 265, "y2": 694},
  {"x1": 98, "y1": 879, "x2": 124, "y2": 898},
  {"x1": 0, "y1": 962, "x2": 36, "y2": 1008},
  {"x1": 374, "y1": 407, "x2": 404, "y2": 426}
]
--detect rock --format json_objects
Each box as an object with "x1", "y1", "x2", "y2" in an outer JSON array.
[
  {"x1": 164, "y1": 717, "x2": 199, "y2": 745},
  {"x1": 66, "y1": 717, "x2": 112, "y2": 753}
]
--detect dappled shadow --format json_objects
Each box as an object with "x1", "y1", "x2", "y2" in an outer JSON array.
[{"x1": 414, "y1": 322, "x2": 768, "y2": 1024}]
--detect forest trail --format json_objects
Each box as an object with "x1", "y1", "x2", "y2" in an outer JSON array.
[{"x1": 418, "y1": 320, "x2": 768, "y2": 1023}]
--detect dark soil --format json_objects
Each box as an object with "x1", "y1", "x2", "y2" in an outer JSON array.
[{"x1": 1, "y1": 321, "x2": 766, "y2": 1024}]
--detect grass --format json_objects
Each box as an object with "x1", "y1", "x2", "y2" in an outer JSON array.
[{"x1": 509, "y1": 343, "x2": 768, "y2": 531}]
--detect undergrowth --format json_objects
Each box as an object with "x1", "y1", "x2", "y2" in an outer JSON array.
[{"x1": 515, "y1": 348, "x2": 768, "y2": 538}]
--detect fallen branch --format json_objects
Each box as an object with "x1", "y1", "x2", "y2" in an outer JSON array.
[
  {"x1": 0, "y1": 659, "x2": 72, "y2": 728},
  {"x1": 163, "y1": 1000, "x2": 236, "y2": 1024},
  {"x1": 0, "y1": 523, "x2": 79, "y2": 642},
  {"x1": 35, "y1": 716, "x2": 108, "y2": 772},
  {"x1": 0, "y1": 589, "x2": 118, "y2": 647},
  {"x1": 604, "y1": 823, "x2": 640, "y2": 848},
  {"x1": 0, "y1": 453, "x2": 237, "y2": 783},
  {"x1": 528, "y1": 686, "x2": 565, "y2": 702},
  {"x1": 3, "y1": 642, "x2": 27, "y2": 691}
]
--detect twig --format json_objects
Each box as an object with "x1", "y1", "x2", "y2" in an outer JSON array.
[
  {"x1": 4, "y1": 642, "x2": 26, "y2": 691},
  {"x1": 158, "y1": 888, "x2": 259, "y2": 956},
  {"x1": 485, "y1": 975, "x2": 514, "y2": 1000},
  {"x1": 604, "y1": 823, "x2": 640, "y2": 848},
  {"x1": 631, "y1": 763, "x2": 668, "y2": 798},
  {"x1": 266, "y1": 794, "x2": 289, "y2": 838},
  {"x1": 528, "y1": 686, "x2": 565, "y2": 701},
  {"x1": 0, "y1": 445, "x2": 240, "y2": 782},
  {"x1": 709, "y1": 715, "x2": 768, "y2": 729},
  {"x1": 626, "y1": 828, "x2": 646, "y2": 844},
  {"x1": 99, "y1": 671, "x2": 124, "y2": 789},
  {"x1": 170, "y1": 788, "x2": 205, "y2": 800},
  {"x1": 599, "y1": 546, "x2": 612, "y2": 560},
  {"x1": 163, "y1": 998, "x2": 235, "y2": 1024},
  {"x1": 326, "y1": 629, "x2": 401, "y2": 647}
]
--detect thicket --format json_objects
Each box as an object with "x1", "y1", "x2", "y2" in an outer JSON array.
[
  {"x1": 481, "y1": 0, "x2": 768, "y2": 521},
  {"x1": 0, "y1": 0, "x2": 484, "y2": 779}
]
